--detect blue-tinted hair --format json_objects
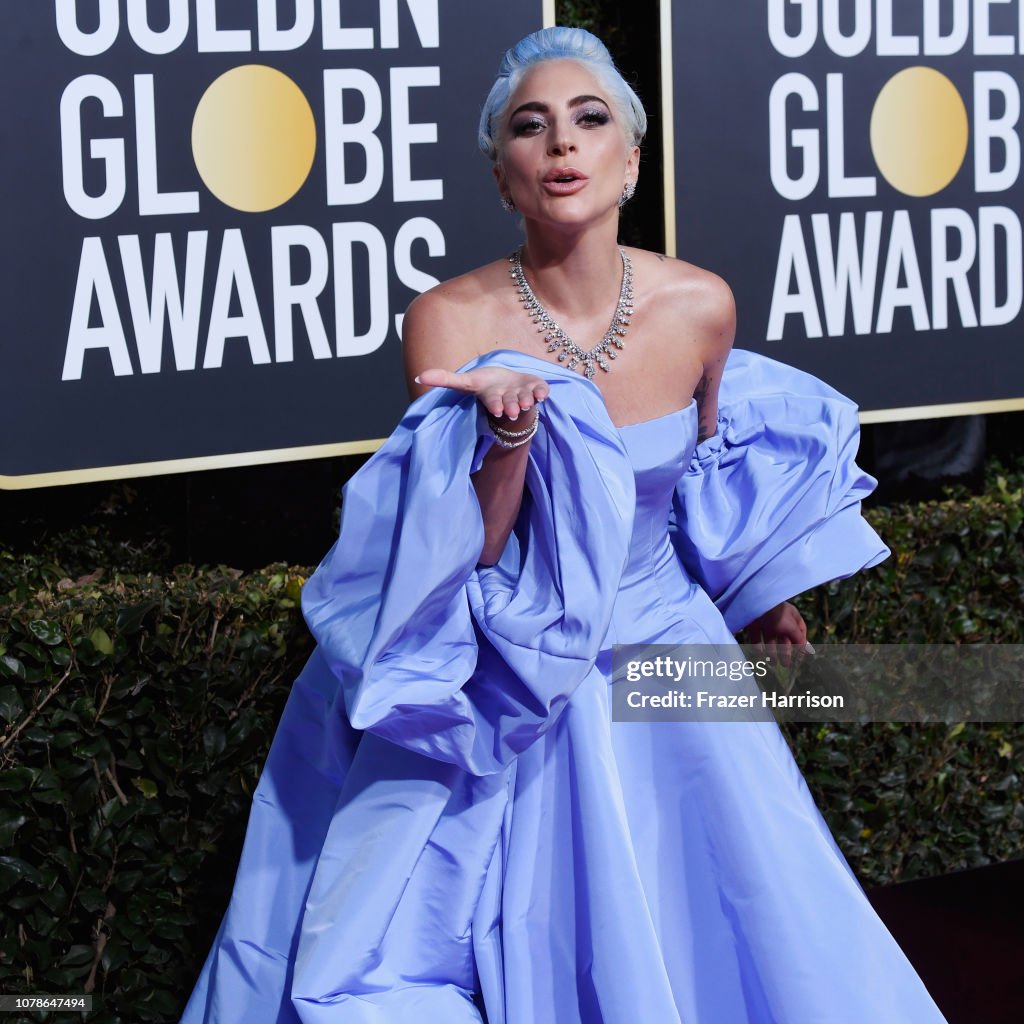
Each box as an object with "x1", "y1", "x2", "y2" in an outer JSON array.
[{"x1": 478, "y1": 27, "x2": 647, "y2": 161}]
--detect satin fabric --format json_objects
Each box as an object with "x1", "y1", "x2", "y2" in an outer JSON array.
[{"x1": 181, "y1": 350, "x2": 947, "y2": 1023}]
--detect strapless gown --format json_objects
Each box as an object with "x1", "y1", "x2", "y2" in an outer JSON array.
[{"x1": 180, "y1": 350, "x2": 948, "y2": 1023}]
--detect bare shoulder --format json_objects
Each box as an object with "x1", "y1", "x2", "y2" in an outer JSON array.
[
  {"x1": 403, "y1": 261, "x2": 500, "y2": 336},
  {"x1": 401, "y1": 259, "x2": 509, "y2": 391},
  {"x1": 626, "y1": 249, "x2": 736, "y2": 375},
  {"x1": 630, "y1": 249, "x2": 735, "y2": 332}
]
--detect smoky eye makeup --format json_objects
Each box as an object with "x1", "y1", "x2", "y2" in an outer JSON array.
[
  {"x1": 510, "y1": 115, "x2": 547, "y2": 137},
  {"x1": 575, "y1": 107, "x2": 611, "y2": 127}
]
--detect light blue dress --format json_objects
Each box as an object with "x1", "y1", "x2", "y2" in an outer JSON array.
[{"x1": 180, "y1": 349, "x2": 948, "y2": 1023}]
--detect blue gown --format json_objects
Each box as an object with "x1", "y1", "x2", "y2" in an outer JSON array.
[{"x1": 180, "y1": 349, "x2": 948, "y2": 1023}]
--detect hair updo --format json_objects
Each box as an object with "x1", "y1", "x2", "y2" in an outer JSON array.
[{"x1": 477, "y1": 27, "x2": 647, "y2": 161}]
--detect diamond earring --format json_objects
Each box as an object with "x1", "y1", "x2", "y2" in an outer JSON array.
[
  {"x1": 619, "y1": 181, "x2": 637, "y2": 207},
  {"x1": 500, "y1": 195, "x2": 516, "y2": 213}
]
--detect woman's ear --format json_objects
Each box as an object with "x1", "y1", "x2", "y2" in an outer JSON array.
[
  {"x1": 626, "y1": 145, "x2": 640, "y2": 187},
  {"x1": 493, "y1": 162, "x2": 508, "y2": 199},
  {"x1": 493, "y1": 163, "x2": 515, "y2": 211}
]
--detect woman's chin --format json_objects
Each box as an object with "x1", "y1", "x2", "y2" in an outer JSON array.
[{"x1": 522, "y1": 200, "x2": 620, "y2": 229}]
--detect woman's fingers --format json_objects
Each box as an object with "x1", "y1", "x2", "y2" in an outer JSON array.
[
  {"x1": 415, "y1": 368, "x2": 473, "y2": 390},
  {"x1": 416, "y1": 369, "x2": 549, "y2": 407},
  {"x1": 518, "y1": 381, "x2": 550, "y2": 412},
  {"x1": 496, "y1": 391, "x2": 522, "y2": 420}
]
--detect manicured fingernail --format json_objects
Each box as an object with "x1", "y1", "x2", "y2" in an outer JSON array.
[
  {"x1": 414, "y1": 375, "x2": 421, "y2": 383},
  {"x1": 804, "y1": 642, "x2": 816, "y2": 655}
]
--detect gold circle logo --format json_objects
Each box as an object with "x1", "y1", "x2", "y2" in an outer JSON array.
[
  {"x1": 869, "y1": 67, "x2": 968, "y2": 198},
  {"x1": 192, "y1": 65, "x2": 316, "y2": 213}
]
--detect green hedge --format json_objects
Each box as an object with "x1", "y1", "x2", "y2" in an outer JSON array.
[
  {"x1": 0, "y1": 558, "x2": 312, "y2": 1023},
  {"x1": 1, "y1": 461, "x2": 1022, "y2": 1022},
  {"x1": 785, "y1": 462, "x2": 1024, "y2": 887}
]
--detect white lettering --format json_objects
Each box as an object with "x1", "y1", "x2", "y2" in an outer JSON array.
[
  {"x1": 126, "y1": 0, "x2": 189, "y2": 54},
  {"x1": 257, "y1": 0, "x2": 315, "y2": 51},
  {"x1": 769, "y1": 73, "x2": 820, "y2": 200},
  {"x1": 134, "y1": 75, "x2": 200, "y2": 217},
  {"x1": 197, "y1": 0, "x2": 252, "y2": 53},
  {"x1": 822, "y1": 0, "x2": 870, "y2": 57},
  {"x1": 974, "y1": 0, "x2": 1015, "y2": 55},
  {"x1": 380, "y1": 0, "x2": 440, "y2": 48},
  {"x1": 271, "y1": 225, "x2": 332, "y2": 362},
  {"x1": 394, "y1": 216, "x2": 444, "y2": 335},
  {"x1": 826, "y1": 74, "x2": 876, "y2": 197},
  {"x1": 767, "y1": 215, "x2": 823, "y2": 340},
  {"x1": 923, "y1": 0, "x2": 969, "y2": 55},
  {"x1": 63, "y1": 237, "x2": 133, "y2": 380},
  {"x1": 333, "y1": 222, "x2": 388, "y2": 356},
  {"x1": 390, "y1": 66, "x2": 442, "y2": 202},
  {"x1": 876, "y1": 210, "x2": 930, "y2": 333},
  {"x1": 118, "y1": 232, "x2": 208, "y2": 373},
  {"x1": 767, "y1": 0, "x2": 817, "y2": 58},
  {"x1": 204, "y1": 230, "x2": 271, "y2": 368},
  {"x1": 812, "y1": 211, "x2": 882, "y2": 335},
  {"x1": 877, "y1": 0, "x2": 919, "y2": 55},
  {"x1": 324, "y1": 69, "x2": 385, "y2": 205},
  {"x1": 931, "y1": 209, "x2": 979, "y2": 330},
  {"x1": 60, "y1": 75, "x2": 125, "y2": 220},
  {"x1": 974, "y1": 71, "x2": 1021, "y2": 192},
  {"x1": 321, "y1": 0, "x2": 374, "y2": 48},
  {"x1": 55, "y1": 0, "x2": 118, "y2": 56},
  {"x1": 979, "y1": 206, "x2": 1023, "y2": 325}
]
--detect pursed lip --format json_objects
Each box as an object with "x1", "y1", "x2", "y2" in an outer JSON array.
[
  {"x1": 541, "y1": 167, "x2": 589, "y2": 195},
  {"x1": 543, "y1": 166, "x2": 588, "y2": 183}
]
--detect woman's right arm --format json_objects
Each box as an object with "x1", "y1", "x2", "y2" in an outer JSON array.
[{"x1": 401, "y1": 292, "x2": 549, "y2": 566}]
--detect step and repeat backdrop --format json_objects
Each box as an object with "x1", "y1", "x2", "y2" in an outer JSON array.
[
  {"x1": 669, "y1": 0, "x2": 1024, "y2": 419},
  {"x1": 0, "y1": 1, "x2": 547, "y2": 487}
]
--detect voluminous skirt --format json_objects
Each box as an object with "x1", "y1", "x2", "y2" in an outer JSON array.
[{"x1": 181, "y1": 350, "x2": 948, "y2": 1023}]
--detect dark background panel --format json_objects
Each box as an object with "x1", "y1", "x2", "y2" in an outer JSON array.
[
  {"x1": 672, "y1": 0, "x2": 1024, "y2": 414},
  {"x1": 0, "y1": 2, "x2": 541, "y2": 478}
]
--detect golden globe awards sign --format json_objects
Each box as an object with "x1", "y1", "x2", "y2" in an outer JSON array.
[
  {"x1": 0, "y1": 1, "x2": 545, "y2": 487},
  {"x1": 670, "y1": 0, "x2": 1024, "y2": 417}
]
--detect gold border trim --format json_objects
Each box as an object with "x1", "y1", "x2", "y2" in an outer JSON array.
[
  {"x1": 659, "y1": 0, "x2": 676, "y2": 257},
  {"x1": 543, "y1": 0, "x2": 555, "y2": 28},
  {"x1": 0, "y1": 438, "x2": 385, "y2": 491},
  {"x1": 859, "y1": 397, "x2": 1024, "y2": 424},
  {"x1": 6, "y1": 398, "x2": 1020, "y2": 489}
]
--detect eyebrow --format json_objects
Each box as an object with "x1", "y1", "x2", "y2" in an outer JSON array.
[{"x1": 508, "y1": 94, "x2": 611, "y2": 120}]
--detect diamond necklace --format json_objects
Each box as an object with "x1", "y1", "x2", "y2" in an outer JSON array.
[{"x1": 509, "y1": 247, "x2": 634, "y2": 380}]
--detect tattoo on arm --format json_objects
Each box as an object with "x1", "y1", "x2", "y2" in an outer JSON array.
[{"x1": 694, "y1": 374, "x2": 714, "y2": 442}]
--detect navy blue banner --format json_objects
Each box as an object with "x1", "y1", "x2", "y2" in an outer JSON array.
[
  {"x1": 0, "y1": 1, "x2": 545, "y2": 485},
  {"x1": 671, "y1": 0, "x2": 1024, "y2": 416}
]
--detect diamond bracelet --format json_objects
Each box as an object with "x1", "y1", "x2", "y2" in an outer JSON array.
[{"x1": 488, "y1": 412, "x2": 539, "y2": 449}]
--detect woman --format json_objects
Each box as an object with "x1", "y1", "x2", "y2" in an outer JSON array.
[{"x1": 181, "y1": 28, "x2": 948, "y2": 1024}]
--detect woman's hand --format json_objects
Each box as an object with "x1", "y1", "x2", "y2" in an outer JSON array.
[
  {"x1": 743, "y1": 601, "x2": 814, "y2": 667},
  {"x1": 415, "y1": 366, "x2": 549, "y2": 422}
]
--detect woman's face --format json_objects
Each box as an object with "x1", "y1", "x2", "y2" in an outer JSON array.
[{"x1": 494, "y1": 59, "x2": 639, "y2": 229}]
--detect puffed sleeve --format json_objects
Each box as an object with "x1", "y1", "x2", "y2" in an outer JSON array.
[
  {"x1": 670, "y1": 349, "x2": 889, "y2": 633},
  {"x1": 301, "y1": 352, "x2": 634, "y2": 777}
]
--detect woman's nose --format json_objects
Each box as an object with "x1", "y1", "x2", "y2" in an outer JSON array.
[{"x1": 548, "y1": 133, "x2": 576, "y2": 157}]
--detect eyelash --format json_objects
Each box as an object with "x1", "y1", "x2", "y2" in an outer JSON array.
[{"x1": 511, "y1": 109, "x2": 611, "y2": 136}]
